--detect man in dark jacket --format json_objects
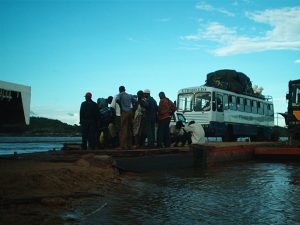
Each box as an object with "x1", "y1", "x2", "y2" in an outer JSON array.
[
  {"x1": 80, "y1": 92, "x2": 99, "y2": 150},
  {"x1": 141, "y1": 89, "x2": 158, "y2": 148}
]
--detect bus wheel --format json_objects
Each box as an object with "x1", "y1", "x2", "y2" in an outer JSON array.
[
  {"x1": 223, "y1": 125, "x2": 234, "y2": 142},
  {"x1": 250, "y1": 136, "x2": 257, "y2": 142},
  {"x1": 255, "y1": 128, "x2": 265, "y2": 142}
]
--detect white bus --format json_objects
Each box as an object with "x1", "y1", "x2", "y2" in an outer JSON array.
[{"x1": 177, "y1": 85, "x2": 274, "y2": 141}]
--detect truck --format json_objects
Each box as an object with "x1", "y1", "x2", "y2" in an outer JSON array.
[{"x1": 282, "y1": 79, "x2": 300, "y2": 141}]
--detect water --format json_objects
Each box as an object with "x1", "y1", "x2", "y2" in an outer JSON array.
[
  {"x1": 0, "y1": 136, "x2": 81, "y2": 155},
  {"x1": 81, "y1": 161, "x2": 300, "y2": 225}
]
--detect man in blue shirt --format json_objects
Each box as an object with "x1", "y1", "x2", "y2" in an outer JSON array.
[{"x1": 116, "y1": 86, "x2": 136, "y2": 149}]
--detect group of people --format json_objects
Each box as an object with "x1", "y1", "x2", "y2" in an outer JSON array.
[{"x1": 79, "y1": 85, "x2": 203, "y2": 150}]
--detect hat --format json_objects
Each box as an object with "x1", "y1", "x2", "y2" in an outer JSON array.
[
  {"x1": 85, "y1": 92, "x2": 92, "y2": 97},
  {"x1": 143, "y1": 89, "x2": 150, "y2": 94}
]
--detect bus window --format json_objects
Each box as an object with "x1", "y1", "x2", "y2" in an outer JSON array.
[
  {"x1": 264, "y1": 103, "x2": 268, "y2": 116},
  {"x1": 194, "y1": 92, "x2": 211, "y2": 111},
  {"x1": 268, "y1": 104, "x2": 274, "y2": 116},
  {"x1": 245, "y1": 98, "x2": 251, "y2": 112},
  {"x1": 229, "y1": 95, "x2": 236, "y2": 110},
  {"x1": 257, "y1": 102, "x2": 263, "y2": 115},
  {"x1": 223, "y1": 94, "x2": 229, "y2": 110},
  {"x1": 178, "y1": 93, "x2": 193, "y2": 111},
  {"x1": 237, "y1": 97, "x2": 244, "y2": 112},
  {"x1": 217, "y1": 94, "x2": 223, "y2": 112},
  {"x1": 251, "y1": 100, "x2": 257, "y2": 113}
]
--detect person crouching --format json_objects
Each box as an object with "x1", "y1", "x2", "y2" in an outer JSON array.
[{"x1": 170, "y1": 121, "x2": 191, "y2": 147}]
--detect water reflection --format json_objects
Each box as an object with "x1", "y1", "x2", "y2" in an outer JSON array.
[{"x1": 83, "y1": 161, "x2": 300, "y2": 225}]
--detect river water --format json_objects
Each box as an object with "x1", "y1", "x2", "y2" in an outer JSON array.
[
  {"x1": 0, "y1": 136, "x2": 81, "y2": 155},
  {"x1": 80, "y1": 161, "x2": 300, "y2": 225},
  {"x1": 1, "y1": 137, "x2": 299, "y2": 224}
]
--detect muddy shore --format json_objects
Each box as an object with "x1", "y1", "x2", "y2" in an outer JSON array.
[{"x1": 0, "y1": 151, "x2": 120, "y2": 225}]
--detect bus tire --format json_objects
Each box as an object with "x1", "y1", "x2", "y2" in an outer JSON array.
[
  {"x1": 223, "y1": 125, "x2": 234, "y2": 142},
  {"x1": 256, "y1": 127, "x2": 265, "y2": 142}
]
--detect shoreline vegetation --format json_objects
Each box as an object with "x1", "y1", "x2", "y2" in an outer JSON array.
[
  {"x1": 0, "y1": 117, "x2": 81, "y2": 136},
  {"x1": 0, "y1": 151, "x2": 121, "y2": 225}
]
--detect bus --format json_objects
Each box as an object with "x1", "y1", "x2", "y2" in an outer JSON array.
[{"x1": 177, "y1": 85, "x2": 274, "y2": 141}]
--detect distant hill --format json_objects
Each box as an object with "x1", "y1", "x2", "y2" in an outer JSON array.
[
  {"x1": 26, "y1": 117, "x2": 81, "y2": 135},
  {"x1": 0, "y1": 117, "x2": 80, "y2": 136}
]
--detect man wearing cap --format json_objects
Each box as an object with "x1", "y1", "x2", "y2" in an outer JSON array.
[
  {"x1": 80, "y1": 92, "x2": 99, "y2": 150},
  {"x1": 141, "y1": 89, "x2": 158, "y2": 148}
]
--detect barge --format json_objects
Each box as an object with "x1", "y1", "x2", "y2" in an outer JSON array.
[{"x1": 62, "y1": 142, "x2": 299, "y2": 172}]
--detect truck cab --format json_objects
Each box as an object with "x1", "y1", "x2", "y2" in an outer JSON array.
[
  {"x1": 170, "y1": 111, "x2": 188, "y2": 126},
  {"x1": 285, "y1": 79, "x2": 300, "y2": 140}
]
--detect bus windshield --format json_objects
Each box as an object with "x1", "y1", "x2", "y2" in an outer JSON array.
[
  {"x1": 194, "y1": 92, "x2": 211, "y2": 111},
  {"x1": 178, "y1": 93, "x2": 193, "y2": 111}
]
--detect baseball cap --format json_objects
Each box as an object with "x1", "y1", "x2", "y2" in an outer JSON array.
[
  {"x1": 143, "y1": 89, "x2": 150, "y2": 94},
  {"x1": 85, "y1": 92, "x2": 92, "y2": 97}
]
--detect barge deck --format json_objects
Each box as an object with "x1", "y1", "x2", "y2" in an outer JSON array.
[{"x1": 61, "y1": 142, "x2": 300, "y2": 172}]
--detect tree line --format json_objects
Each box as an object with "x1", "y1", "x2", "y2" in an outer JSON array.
[{"x1": 0, "y1": 117, "x2": 80, "y2": 136}]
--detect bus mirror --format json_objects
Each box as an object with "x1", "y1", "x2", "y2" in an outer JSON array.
[{"x1": 286, "y1": 93, "x2": 289, "y2": 100}]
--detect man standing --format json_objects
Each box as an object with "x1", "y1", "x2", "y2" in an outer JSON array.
[
  {"x1": 157, "y1": 91, "x2": 176, "y2": 148},
  {"x1": 80, "y1": 92, "x2": 99, "y2": 150},
  {"x1": 110, "y1": 95, "x2": 121, "y2": 147},
  {"x1": 115, "y1": 86, "x2": 136, "y2": 149},
  {"x1": 142, "y1": 89, "x2": 158, "y2": 148}
]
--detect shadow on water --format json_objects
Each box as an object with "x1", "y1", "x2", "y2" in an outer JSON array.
[{"x1": 69, "y1": 161, "x2": 300, "y2": 225}]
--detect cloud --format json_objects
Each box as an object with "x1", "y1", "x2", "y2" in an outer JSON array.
[
  {"x1": 196, "y1": 1, "x2": 235, "y2": 17},
  {"x1": 127, "y1": 37, "x2": 138, "y2": 43},
  {"x1": 67, "y1": 113, "x2": 77, "y2": 117},
  {"x1": 156, "y1": 18, "x2": 171, "y2": 22},
  {"x1": 181, "y1": 6, "x2": 300, "y2": 56},
  {"x1": 295, "y1": 59, "x2": 300, "y2": 64},
  {"x1": 30, "y1": 111, "x2": 38, "y2": 116},
  {"x1": 247, "y1": 7, "x2": 300, "y2": 42}
]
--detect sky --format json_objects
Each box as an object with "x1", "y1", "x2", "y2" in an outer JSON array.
[{"x1": 1, "y1": 0, "x2": 299, "y2": 126}]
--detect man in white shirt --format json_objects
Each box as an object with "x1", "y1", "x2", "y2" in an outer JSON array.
[
  {"x1": 184, "y1": 121, "x2": 206, "y2": 144},
  {"x1": 110, "y1": 95, "x2": 121, "y2": 147}
]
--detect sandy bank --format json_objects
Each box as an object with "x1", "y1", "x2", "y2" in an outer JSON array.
[{"x1": 0, "y1": 152, "x2": 120, "y2": 225}]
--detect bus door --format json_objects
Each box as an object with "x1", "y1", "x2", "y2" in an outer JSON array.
[
  {"x1": 214, "y1": 92, "x2": 224, "y2": 123},
  {"x1": 194, "y1": 92, "x2": 211, "y2": 124}
]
